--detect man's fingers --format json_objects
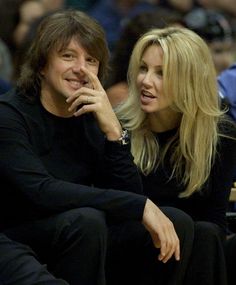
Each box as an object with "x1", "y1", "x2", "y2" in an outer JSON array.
[
  {"x1": 156, "y1": 227, "x2": 180, "y2": 263},
  {"x1": 142, "y1": 199, "x2": 181, "y2": 263},
  {"x1": 175, "y1": 240, "x2": 180, "y2": 261},
  {"x1": 80, "y1": 66, "x2": 103, "y2": 90},
  {"x1": 161, "y1": 235, "x2": 180, "y2": 263}
]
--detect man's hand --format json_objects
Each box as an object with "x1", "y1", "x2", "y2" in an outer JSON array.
[
  {"x1": 66, "y1": 66, "x2": 122, "y2": 141},
  {"x1": 142, "y1": 199, "x2": 180, "y2": 263}
]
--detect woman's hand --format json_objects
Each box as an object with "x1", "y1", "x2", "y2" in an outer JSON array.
[
  {"x1": 66, "y1": 66, "x2": 122, "y2": 141},
  {"x1": 142, "y1": 199, "x2": 180, "y2": 263}
]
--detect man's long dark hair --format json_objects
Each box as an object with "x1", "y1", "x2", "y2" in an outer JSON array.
[{"x1": 17, "y1": 9, "x2": 110, "y2": 97}]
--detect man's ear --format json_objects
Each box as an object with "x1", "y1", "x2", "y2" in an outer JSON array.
[{"x1": 39, "y1": 68, "x2": 45, "y2": 77}]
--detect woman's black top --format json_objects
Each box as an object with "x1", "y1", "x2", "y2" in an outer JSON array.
[{"x1": 142, "y1": 126, "x2": 236, "y2": 232}]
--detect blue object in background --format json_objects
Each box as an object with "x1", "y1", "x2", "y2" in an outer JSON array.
[
  {"x1": 218, "y1": 63, "x2": 236, "y2": 122},
  {"x1": 0, "y1": 78, "x2": 12, "y2": 95}
]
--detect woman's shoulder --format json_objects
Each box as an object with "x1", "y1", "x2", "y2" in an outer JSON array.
[
  {"x1": 218, "y1": 116, "x2": 236, "y2": 138},
  {"x1": 217, "y1": 116, "x2": 236, "y2": 154}
]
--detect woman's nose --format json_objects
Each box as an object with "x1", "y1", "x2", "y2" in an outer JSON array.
[{"x1": 142, "y1": 72, "x2": 152, "y2": 87}]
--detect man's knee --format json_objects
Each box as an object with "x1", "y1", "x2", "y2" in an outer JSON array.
[{"x1": 55, "y1": 207, "x2": 107, "y2": 240}]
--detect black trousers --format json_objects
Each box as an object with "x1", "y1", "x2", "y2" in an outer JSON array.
[
  {"x1": 4, "y1": 207, "x2": 108, "y2": 285},
  {"x1": 224, "y1": 233, "x2": 236, "y2": 285},
  {"x1": 106, "y1": 207, "x2": 195, "y2": 285},
  {"x1": 2, "y1": 206, "x2": 195, "y2": 285},
  {"x1": 184, "y1": 221, "x2": 227, "y2": 285},
  {"x1": 0, "y1": 233, "x2": 68, "y2": 285}
]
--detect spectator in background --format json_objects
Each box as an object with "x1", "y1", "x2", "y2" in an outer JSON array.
[
  {"x1": 13, "y1": 0, "x2": 46, "y2": 48},
  {"x1": 88, "y1": 0, "x2": 155, "y2": 53},
  {"x1": 0, "y1": 78, "x2": 12, "y2": 95},
  {"x1": 218, "y1": 63, "x2": 236, "y2": 122},
  {"x1": 183, "y1": 8, "x2": 234, "y2": 75},
  {"x1": 158, "y1": 0, "x2": 193, "y2": 14},
  {"x1": 0, "y1": 0, "x2": 22, "y2": 57},
  {"x1": 0, "y1": 0, "x2": 65, "y2": 83},
  {"x1": 66, "y1": 0, "x2": 98, "y2": 11},
  {"x1": 106, "y1": 8, "x2": 183, "y2": 107},
  {"x1": 40, "y1": 0, "x2": 65, "y2": 12},
  {"x1": 12, "y1": 0, "x2": 47, "y2": 81},
  {"x1": 195, "y1": 0, "x2": 236, "y2": 17},
  {"x1": 0, "y1": 38, "x2": 13, "y2": 83},
  {"x1": 0, "y1": 38, "x2": 13, "y2": 94}
]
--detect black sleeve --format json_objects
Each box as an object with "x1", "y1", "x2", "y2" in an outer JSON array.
[
  {"x1": 94, "y1": 139, "x2": 143, "y2": 194},
  {"x1": 0, "y1": 104, "x2": 146, "y2": 221}
]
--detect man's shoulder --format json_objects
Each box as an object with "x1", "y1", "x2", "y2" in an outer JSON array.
[
  {"x1": 0, "y1": 89, "x2": 20, "y2": 110},
  {"x1": 0, "y1": 88, "x2": 24, "y2": 103},
  {"x1": 0, "y1": 88, "x2": 39, "y2": 120}
]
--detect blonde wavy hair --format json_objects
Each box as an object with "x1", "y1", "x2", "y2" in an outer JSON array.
[{"x1": 116, "y1": 27, "x2": 227, "y2": 197}]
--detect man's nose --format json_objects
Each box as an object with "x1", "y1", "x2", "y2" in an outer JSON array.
[{"x1": 72, "y1": 57, "x2": 86, "y2": 74}]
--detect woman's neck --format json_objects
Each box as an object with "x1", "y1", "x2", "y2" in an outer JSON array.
[{"x1": 148, "y1": 110, "x2": 181, "y2": 133}]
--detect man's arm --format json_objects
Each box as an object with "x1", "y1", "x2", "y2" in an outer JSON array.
[{"x1": 0, "y1": 99, "x2": 179, "y2": 262}]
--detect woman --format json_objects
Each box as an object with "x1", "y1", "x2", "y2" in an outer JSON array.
[{"x1": 116, "y1": 26, "x2": 236, "y2": 284}]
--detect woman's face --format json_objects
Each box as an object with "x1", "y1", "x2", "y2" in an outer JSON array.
[{"x1": 136, "y1": 44, "x2": 173, "y2": 115}]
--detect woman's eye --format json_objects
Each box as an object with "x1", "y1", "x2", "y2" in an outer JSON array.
[{"x1": 139, "y1": 65, "x2": 147, "y2": 72}]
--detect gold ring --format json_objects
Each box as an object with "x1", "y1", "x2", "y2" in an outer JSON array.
[{"x1": 86, "y1": 96, "x2": 89, "y2": 104}]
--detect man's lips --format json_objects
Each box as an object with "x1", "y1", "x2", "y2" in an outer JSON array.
[{"x1": 66, "y1": 79, "x2": 89, "y2": 90}]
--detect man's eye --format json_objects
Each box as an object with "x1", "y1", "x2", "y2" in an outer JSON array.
[
  {"x1": 62, "y1": 53, "x2": 73, "y2": 59},
  {"x1": 87, "y1": 57, "x2": 97, "y2": 64}
]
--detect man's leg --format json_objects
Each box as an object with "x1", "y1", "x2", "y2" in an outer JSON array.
[
  {"x1": 0, "y1": 233, "x2": 68, "y2": 285},
  {"x1": 4, "y1": 207, "x2": 108, "y2": 285}
]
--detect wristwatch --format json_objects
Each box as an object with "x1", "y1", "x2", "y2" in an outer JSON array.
[{"x1": 117, "y1": 129, "x2": 130, "y2": 145}]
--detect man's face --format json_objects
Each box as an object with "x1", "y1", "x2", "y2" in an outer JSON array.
[{"x1": 41, "y1": 38, "x2": 100, "y2": 101}]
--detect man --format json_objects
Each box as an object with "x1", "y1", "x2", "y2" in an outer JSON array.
[{"x1": 0, "y1": 10, "x2": 182, "y2": 285}]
